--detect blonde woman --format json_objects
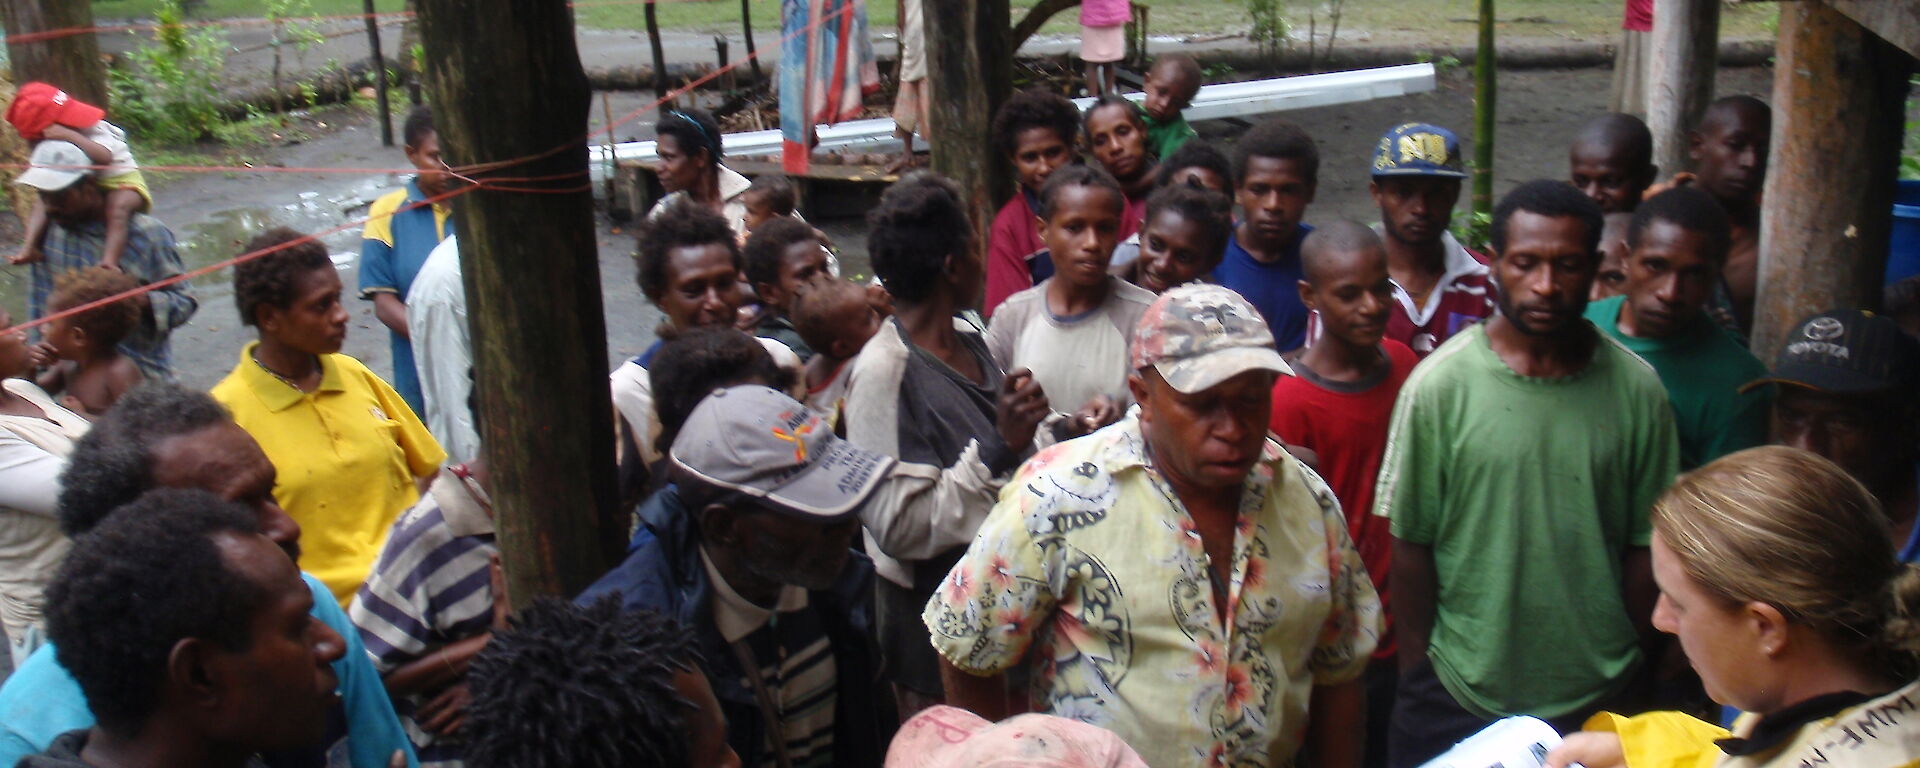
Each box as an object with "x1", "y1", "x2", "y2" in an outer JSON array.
[{"x1": 1545, "y1": 445, "x2": 1920, "y2": 768}]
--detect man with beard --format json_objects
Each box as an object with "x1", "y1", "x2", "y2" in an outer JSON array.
[{"x1": 1375, "y1": 180, "x2": 1679, "y2": 767}]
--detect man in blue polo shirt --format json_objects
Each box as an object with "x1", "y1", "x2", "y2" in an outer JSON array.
[
  {"x1": 1215, "y1": 118, "x2": 1318, "y2": 351},
  {"x1": 359, "y1": 106, "x2": 453, "y2": 418}
]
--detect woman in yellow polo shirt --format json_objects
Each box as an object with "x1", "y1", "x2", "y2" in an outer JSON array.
[
  {"x1": 1544, "y1": 446, "x2": 1920, "y2": 768},
  {"x1": 212, "y1": 227, "x2": 444, "y2": 607}
]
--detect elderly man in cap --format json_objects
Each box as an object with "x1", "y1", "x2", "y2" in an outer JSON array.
[
  {"x1": 925, "y1": 283, "x2": 1381, "y2": 768},
  {"x1": 14, "y1": 140, "x2": 195, "y2": 380},
  {"x1": 578, "y1": 385, "x2": 896, "y2": 768},
  {"x1": 1750, "y1": 310, "x2": 1920, "y2": 560}
]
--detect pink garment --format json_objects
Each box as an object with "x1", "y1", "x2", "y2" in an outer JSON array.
[
  {"x1": 1080, "y1": 0, "x2": 1131, "y2": 28},
  {"x1": 886, "y1": 706, "x2": 1148, "y2": 768},
  {"x1": 1623, "y1": 0, "x2": 1652, "y2": 32}
]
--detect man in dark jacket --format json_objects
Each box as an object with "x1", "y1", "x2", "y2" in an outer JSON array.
[{"x1": 579, "y1": 385, "x2": 897, "y2": 768}]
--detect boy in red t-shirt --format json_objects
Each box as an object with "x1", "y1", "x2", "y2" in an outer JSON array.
[{"x1": 1269, "y1": 220, "x2": 1416, "y2": 768}]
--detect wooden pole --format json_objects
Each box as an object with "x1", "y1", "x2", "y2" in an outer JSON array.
[
  {"x1": 1752, "y1": 0, "x2": 1912, "y2": 358},
  {"x1": 1647, "y1": 0, "x2": 1719, "y2": 177},
  {"x1": 1470, "y1": 0, "x2": 1495, "y2": 222},
  {"x1": 925, "y1": 0, "x2": 1013, "y2": 281},
  {"x1": 414, "y1": 0, "x2": 624, "y2": 603},
  {"x1": 363, "y1": 0, "x2": 394, "y2": 147},
  {"x1": 646, "y1": 0, "x2": 669, "y2": 108},
  {"x1": 741, "y1": 0, "x2": 762, "y2": 80},
  {"x1": 0, "y1": 0, "x2": 109, "y2": 109}
]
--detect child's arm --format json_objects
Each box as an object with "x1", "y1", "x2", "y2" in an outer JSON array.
[
  {"x1": 34, "y1": 356, "x2": 69, "y2": 396},
  {"x1": 40, "y1": 124, "x2": 114, "y2": 166},
  {"x1": 10, "y1": 202, "x2": 47, "y2": 265},
  {"x1": 105, "y1": 356, "x2": 144, "y2": 407},
  {"x1": 98, "y1": 188, "x2": 145, "y2": 271}
]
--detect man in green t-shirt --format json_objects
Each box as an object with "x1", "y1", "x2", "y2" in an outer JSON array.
[
  {"x1": 1583, "y1": 186, "x2": 1770, "y2": 469},
  {"x1": 1375, "y1": 180, "x2": 1680, "y2": 768}
]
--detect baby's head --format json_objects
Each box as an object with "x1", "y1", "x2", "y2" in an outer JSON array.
[
  {"x1": 741, "y1": 175, "x2": 797, "y2": 232},
  {"x1": 46, "y1": 267, "x2": 145, "y2": 361},
  {"x1": 793, "y1": 278, "x2": 882, "y2": 363},
  {"x1": 1142, "y1": 54, "x2": 1202, "y2": 123}
]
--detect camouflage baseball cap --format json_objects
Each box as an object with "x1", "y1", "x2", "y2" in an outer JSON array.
[{"x1": 1130, "y1": 284, "x2": 1293, "y2": 394}]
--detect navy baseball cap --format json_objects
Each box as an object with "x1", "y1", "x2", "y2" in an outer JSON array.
[
  {"x1": 1742, "y1": 310, "x2": 1920, "y2": 395},
  {"x1": 1370, "y1": 123, "x2": 1469, "y2": 179}
]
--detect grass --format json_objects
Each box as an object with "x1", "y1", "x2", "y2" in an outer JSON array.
[{"x1": 92, "y1": 0, "x2": 1779, "y2": 46}]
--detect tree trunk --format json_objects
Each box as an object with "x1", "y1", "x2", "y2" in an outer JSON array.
[
  {"x1": 741, "y1": 0, "x2": 762, "y2": 80},
  {"x1": 0, "y1": 0, "x2": 108, "y2": 109},
  {"x1": 926, "y1": 0, "x2": 1013, "y2": 295},
  {"x1": 414, "y1": 0, "x2": 624, "y2": 604},
  {"x1": 363, "y1": 0, "x2": 394, "y2": 146},
  {"x1": 1751, "y1": 0, "x2": 1912, "y2": 358},
  {"x1": 1648, "y1": 0, "x2": 1720, "y2": 176},
  {"x1": 1471, "y1": 0, "x2": 1496, "y2": 221},
  {"x1": 646, "y1": 0, "x2": 669, "y2": 107}
]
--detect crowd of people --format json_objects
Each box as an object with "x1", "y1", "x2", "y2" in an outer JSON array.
[{"x1": 0, "y1": 36, "x2": 1917, "y2": 768}]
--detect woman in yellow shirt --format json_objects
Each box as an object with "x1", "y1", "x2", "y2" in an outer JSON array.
[
  {"x1": 211, "y1": 227, "x2": 444, "y2": 607},
  {"x1": 1545, "y1": 446, "x2": 1920, "y2": 768}
]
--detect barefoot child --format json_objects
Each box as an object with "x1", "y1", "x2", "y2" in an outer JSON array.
[
  {"x1": 5, "y1": 83, "x2": 150, "y2": 272},
  {"x1": 1140, "y1": 53, "x2": 1203, "y2": 159},
  {"x1": 32, "y1": 267, "x2": 146, "y2": 415},
  {"x1": 984, "y1": 88, "x2": 1081, "y2": 317},
  {"x1": 793, "y1": 277, "x2": 884, "y2": 424},
  {"x1": 986, "y1": 164, "x2": 1155, "y2": 436}
]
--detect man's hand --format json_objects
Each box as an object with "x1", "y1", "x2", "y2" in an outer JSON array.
[
  {"x1": 9, "y1": 246, "x2": 42, "y2": 266},
  {"x1": 1071, "y1": 395, "x2": 1122, "y2": 436},
  {"x1": 415, "y1": 683, "x2": 472, "y2": 737},
  {"x1": 1544, "y1": 731, "x2": 1625, "y2": 768},
  {"x1": 996, "y1": 368, "x2": 1049, "y2": 450}
]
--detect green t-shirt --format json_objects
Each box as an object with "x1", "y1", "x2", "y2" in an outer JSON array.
[
  {"x1": 1584, "y1": 295, "x2": 1772, "y2": 470},
  {"x1": 1373, "y1": 321, "x2": 1680, "y2": 720},
  {"x1": 1143, "y1": 110, "x2": 1196, "y2": 160}
]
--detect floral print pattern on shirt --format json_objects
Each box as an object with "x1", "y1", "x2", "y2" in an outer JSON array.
[{"x1": 924, "y1": 415, "x2": 1381, "y2": 768}]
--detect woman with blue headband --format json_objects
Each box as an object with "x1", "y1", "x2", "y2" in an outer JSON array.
[{"x1": 649, "y1": 107, "x2": 758, "y2": 238}]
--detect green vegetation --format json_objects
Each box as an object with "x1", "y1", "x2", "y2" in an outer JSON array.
[
  {"x1": 109, "y1": 0, "x2": 229, "y2": 144},
  {"x1": 93, "y1": 0, "x2": 1780, "y2": 48}
]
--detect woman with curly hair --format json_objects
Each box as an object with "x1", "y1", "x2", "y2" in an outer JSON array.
[
  {"x1": 0, "y1": 307, "x2": 88, "y2": 664},
  {"x1": 211, "y1": 227, "x2": 444, "y2": 608}
]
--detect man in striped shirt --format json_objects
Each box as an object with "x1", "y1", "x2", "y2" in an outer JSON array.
[{"x1": 350, "y1": 462, "x2": 499, "y2": 768}]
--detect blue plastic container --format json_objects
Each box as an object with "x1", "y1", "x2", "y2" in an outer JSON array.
[{"x1": 1890, "y1": 180, "x2": 1920, "y2": 284}]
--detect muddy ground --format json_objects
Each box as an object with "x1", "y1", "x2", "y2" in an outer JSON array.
[{"x1": 0, "y1": 64, "x2": 1773, "y2": 390}]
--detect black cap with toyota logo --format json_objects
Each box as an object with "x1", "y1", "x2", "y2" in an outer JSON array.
[{"x1": 1742, "y1": 309, "x2": 1920, "y2": 394}]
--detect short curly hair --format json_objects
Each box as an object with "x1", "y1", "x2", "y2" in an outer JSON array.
[
  {"x1": 793, "y1": 278, "x2": 871, "y2": 354},
  {"x1": 233, "y1": 227, "x2": 334, "y2": 327},
  {"x1": 465, "y1": 596, "x2": 705, "y2": 768},
  {"x1": 45, "y1": 488, "x2": 267, "y2": 735},
  {"x1": 58, "y1": 382, "x2": 234, "y2": 537},
  {"x1": 991, "y1": 87, "x2": 1081, "y2": 160},
  {"x1": 1629, "y1": 186, "x2": 1732, "y2": 264},
  {"x1": 1232, "y1": 118, "x2": 1320, "y2": 187},
  {"x1": 1081, "y1": 93, "x2": 1146, "y2": 143},
  {"x1": 1154, "y1": 140, "x2": 1233, "y2": 191},
  {"x1": 648, "y1": 327, "x2": 782, "y2": 455},
  {"x1": 49, "y1": 266, "x2": 146, "y2": 348},
  {"x1": 1490, "y1": 178, "x2": 1605, "y2": 258},
  {"x1": 1143, "y1": 183, "x2": 1233, "y2": 257},
  {"x1": 742, "y1": 216, "x2": 820, "y2": 291},
  {"x1": 1036, "y1": 162, "x2": 1125, "y2": 221},
  {"x1": 634, "y1": 198, "x2": 741, "y2": 303},
  {"x1": 403, "y1": 106, "x2": 435, "y2": 150},
  {"x1": 867, "y1": 171, "x2": 973, "y2": 305}
]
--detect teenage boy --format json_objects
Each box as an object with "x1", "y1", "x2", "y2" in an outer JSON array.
[
  {"x1": 1568, "y1": 113, "x2": 1657, "y2": 214},
  {"x1": 1216, "y1": 118, "x2": 1319, "y2": 351},
  {"x1": 359, "y1": 107, "x2": 453, "y2": 417},
  {"x1": 1583, "y1": 187, "x2": 1769, "y2": 470},
  {"x1": 742, "y1": 217, "x2": 832, "y2": 359},
  {"x1": 1366, "y1": 123, "x2": 1493, "y2": 357},
  {"x1": 984, "y1": 88, "x2": 1082, "y2": 316},
  {"x1": 1269, "y1": 221, "x2": 1416, "y2": 768}
]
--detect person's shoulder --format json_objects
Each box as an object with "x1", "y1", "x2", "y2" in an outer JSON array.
[
  {"x1": 1399, "y1": 325, "x2": 1485, "y2": 392},
  {"x1": 370, "y1": 187, "x2": 411, "y2": 214},
  {"x1": 326, "y1": 352, "x2": 380, "y2": 381},
  {"x1": 1592, "y1": 326, "x2": 1670, "y2": 391},
  {"x1": 207, "y1": 362, "x2": 254, "y2": 404},
  {"x1": 1108, "y1": 276, "x2": 1158, "y2": 307},
  {"x1": 1382, "y1": 338, "x2": 1420, "y2": 371},
  {"x1": 993, "y1": 284, "x2": 1047, "y2": 323}
]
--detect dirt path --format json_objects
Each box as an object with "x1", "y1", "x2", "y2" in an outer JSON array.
[{"x1": 0, "y1": 64, "x2": 1774, "y2": 390}]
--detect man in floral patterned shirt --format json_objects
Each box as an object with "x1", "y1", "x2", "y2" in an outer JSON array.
[{"x1": 924, "y1": 283, "x2": 1382, "y2": 768}]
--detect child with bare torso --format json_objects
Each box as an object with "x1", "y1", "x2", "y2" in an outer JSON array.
[{"x1": 32, "y1": 267, "x2": 145, "y2": 415}]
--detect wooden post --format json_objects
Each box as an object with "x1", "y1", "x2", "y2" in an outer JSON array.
[
  {"x1": 414, "y1": 0, "x2": 624, "y2": 603},
  {"x1": 740, "y1": 0, "x2": 762, "y2": 80},
  {"x1": 1752, "y1": 0, "x2": 1912, "y2": 358},
  {"x1": 1470, "y1": 0, "x2": 1495, "y2": 221},
  {"x1": 0, "y1": 0, "x2": 109, "y2": 109},
  {"x1": 1647, "y1": 0, "x2": 1719, "y2": 176},
  {"x1": 363, "y1": 0, "x2": 394, "y2": 147},
  {"x1": 646, "y1": 0, "x2": 669, "y2": 108},
  {"x1": 925, "y1": 0, "x2": 1012, "y2": 278}
]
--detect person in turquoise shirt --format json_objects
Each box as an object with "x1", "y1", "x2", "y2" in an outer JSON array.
[
  {"x1": 1583, "y1": 186, "x2": 1770, "y2": 469},
  {"x1": 359, "y1": 107, "x2": 452, "y2": 419},
  {"x1": 0, "y1": 384, "x2": 418, "y2": 768},
  {"x1": 1139, "y1": 54, "x2": 1201, "y2": 160}
]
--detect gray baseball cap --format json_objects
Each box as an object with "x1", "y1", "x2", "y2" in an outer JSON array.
[
  {"x1": 670, "y1": 385, "x2": 896, "y2": 520},
  {"x1": 15, "y1": 140, "x2": 93, "y2": 192}
]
